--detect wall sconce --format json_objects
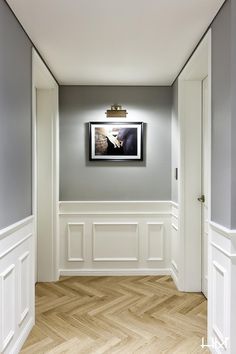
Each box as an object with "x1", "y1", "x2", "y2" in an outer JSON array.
[{"x1": 106, "y1": 104, "x2": 128, "y2": 118}]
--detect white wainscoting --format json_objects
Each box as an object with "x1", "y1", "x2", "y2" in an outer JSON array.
[
  {"x1": 170, "y1": 202, "x2": 180, "y2": 289},
  {"x1": 0, "y1": 216, "x2": 34, "y2": 354},
  {"x1": 208, "y1": 221, "x2": 236, "y2": 354},
  {"x1": 59, "y1": 201, "x2": 172, "y2": 276}
]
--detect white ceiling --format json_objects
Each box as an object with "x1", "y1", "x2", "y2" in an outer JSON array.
[{"x1": 7, "y1": 0, "x2": 224, "y2": 85}]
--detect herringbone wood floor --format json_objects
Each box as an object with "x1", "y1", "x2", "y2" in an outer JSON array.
[{"x1": 21, "y1": 276, "x2": 208, "y2": 354}]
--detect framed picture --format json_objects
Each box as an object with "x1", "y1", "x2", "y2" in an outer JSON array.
[{"x1": 89, "y1": 122, "x2": 143, "y2": 161}]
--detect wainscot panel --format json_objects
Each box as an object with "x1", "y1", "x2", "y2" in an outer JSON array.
[
  {"x1": 170, "y1": 202, "x2": 179, "y2": 289},
  {"x1": 208, "y1": 221, "x2": 236, "y2": 354},
  {"x1": 59, "y1": 201, "x2": 172, "y2": 275},
  {"x1": 0, "y1": 216, "x2": 34, "y2": 354}
]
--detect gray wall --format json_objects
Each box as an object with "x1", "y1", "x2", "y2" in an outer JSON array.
[
  {"x1": 211, "y1": 0, "x2": 236, "y2": 228},
  {"x1": 171, "y1": 81, "x2": 178, "y2": 203},
  {"x1": 0, "y1": 0, "x2": 32, "y2": 229},
  {"x1": 60, "y1": 86, "x2": 172, "y2": 201}
]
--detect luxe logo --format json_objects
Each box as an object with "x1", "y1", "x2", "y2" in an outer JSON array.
[{"x1": 201, "y1": 337, "x2": 229, "y2": 351}]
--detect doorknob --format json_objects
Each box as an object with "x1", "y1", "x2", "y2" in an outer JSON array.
[{"x1": 198, "y1": 195, "x2": 205, "y2": 203}]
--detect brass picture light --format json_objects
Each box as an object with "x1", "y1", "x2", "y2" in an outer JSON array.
[{"x1": 106, "y1": 104, "x2": 128, "y2": 118}]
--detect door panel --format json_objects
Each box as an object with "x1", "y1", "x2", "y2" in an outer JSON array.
[{"x1": 202, "y1": 77, "x2": 209, "y2": 298}]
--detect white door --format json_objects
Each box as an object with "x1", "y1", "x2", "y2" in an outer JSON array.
[{"x1": 201, "y1": 77, "x2": 209, "y2": 298}]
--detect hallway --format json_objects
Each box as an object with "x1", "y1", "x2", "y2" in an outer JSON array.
[
  {"x1": 2, "y1": 0, "x2": 236, "y2": 352},
  {"x1": 21, "y1": 276, "x2": 207, "y2": 354}
]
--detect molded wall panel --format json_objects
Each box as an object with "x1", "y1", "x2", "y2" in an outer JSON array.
[
  {"x1": 147, "y1": 223, "x2": 164, "y2": 261},
  {"x1": 59, "y1": 201, "x2": 171, "y2": 275},
  {"x1": 67, "y1": 223, "x2": 84, "y2": 261},
  {"x1": 0, "y1": 217, "x2": 34, "y2": 354}
]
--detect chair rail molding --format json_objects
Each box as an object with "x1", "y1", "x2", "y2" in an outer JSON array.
[{"x1": 59, "y1": 201, "x2": 172, "y2": 276}]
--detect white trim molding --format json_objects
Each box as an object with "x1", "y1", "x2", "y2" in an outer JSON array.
[
  {"x1": 171, "y1": 223, "x2": 178, "y2": 231},
  {"x1": 170, "y1": 203, "x2": 180, "y2": 290},
  {"x1": 0, "y1": 216, "x2": 33, "y2": 241},
  {"x1": 59, "y1": 201, "x2": 171, "y2": 276},
  {"x1": 60, "y1": 268, "x2": 171, "y2": 276},
  {"x1": 18, "y1": 251, "x2": 30, "y2": 326},
  {"x1": 0, "y1": 264, "x2": 15, "y2": 352},
  {"x1": 211, "y1": 242, "x2": 236, "y2": 259},
  {"x1": 210, "y1": 221, "x2": 236, "y2": 239},
  {"x1": 59, "y1": 200, "x2": 172, "y2": 215},
  {"x1": 171, "y1": 260, "x2": 178, "y2": 272},
  {"x1": 171, "y1": 201, "x2": 179, "y2": 208},
  {"x1": 147, "y1": 222, "x2": 164, "y2": 261},
  {"x1": 67, "y1": 223, "x2": 85, "y2": 262}
]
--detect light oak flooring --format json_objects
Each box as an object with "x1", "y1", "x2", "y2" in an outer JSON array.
[{"x1": 21, "y1": 276, "x2": 208, "y2": 354}]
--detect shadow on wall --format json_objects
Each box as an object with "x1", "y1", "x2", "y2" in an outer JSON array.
[{"x1": 84, "y1": 122, "x2": 147, "y2": 167}]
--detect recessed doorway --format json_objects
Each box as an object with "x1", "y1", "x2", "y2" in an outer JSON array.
[{"x1": 32, "y1": 49, "x2": 59, "y2": 282}]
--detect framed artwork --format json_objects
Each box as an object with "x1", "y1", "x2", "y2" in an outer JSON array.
[{"x1": 89, "y1": 122, "x2": 143, "y2": 161}]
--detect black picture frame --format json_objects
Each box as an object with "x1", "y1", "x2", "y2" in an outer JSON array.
[{"x1": 89, "y1": 122, "x2": 143, "y2": 161}]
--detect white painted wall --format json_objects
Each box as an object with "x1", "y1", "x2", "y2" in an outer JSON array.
[
  {"x1": 59, "y1": 201, "x2": 172, "y2": 276},
  {"x1": 32, "y1": 49, "x2": 59, "y2": 282},
  {"x1": 36, "y1": 89, "x2": 58, "y2": 281},
  {"x1": 0, "y1": 217, "x2": 34, "y2": 353}
]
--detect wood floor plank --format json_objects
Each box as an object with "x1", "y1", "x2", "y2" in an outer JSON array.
[{"x1": 21, "y1": 276, "x2": 208, "y2": 353}]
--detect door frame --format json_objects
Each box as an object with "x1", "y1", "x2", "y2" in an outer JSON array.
[
  {"x1": 177, "y1": 30, "x2": 212, "y2": 292},
  {"x1": 201, "y1": 76, "x2": 209, "y2": 298},
  {"x1": 32, "y1": 48, "x2": 59, "y2": 282}
]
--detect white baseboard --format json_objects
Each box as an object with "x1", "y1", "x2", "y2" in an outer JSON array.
[
  {"x1": 11, "y1": 317, "x2": 34, "y2": 354},
  {"x1": 59, "y1": 268, "x2": 171, "y2": 276},
  {"x1": 170, "y1": 268, "x2": 180, "y2": 291}
]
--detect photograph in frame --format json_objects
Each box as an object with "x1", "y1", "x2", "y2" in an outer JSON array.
[{"x1": 89, "y1": 122, "x2": 143, "y2": 161}]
